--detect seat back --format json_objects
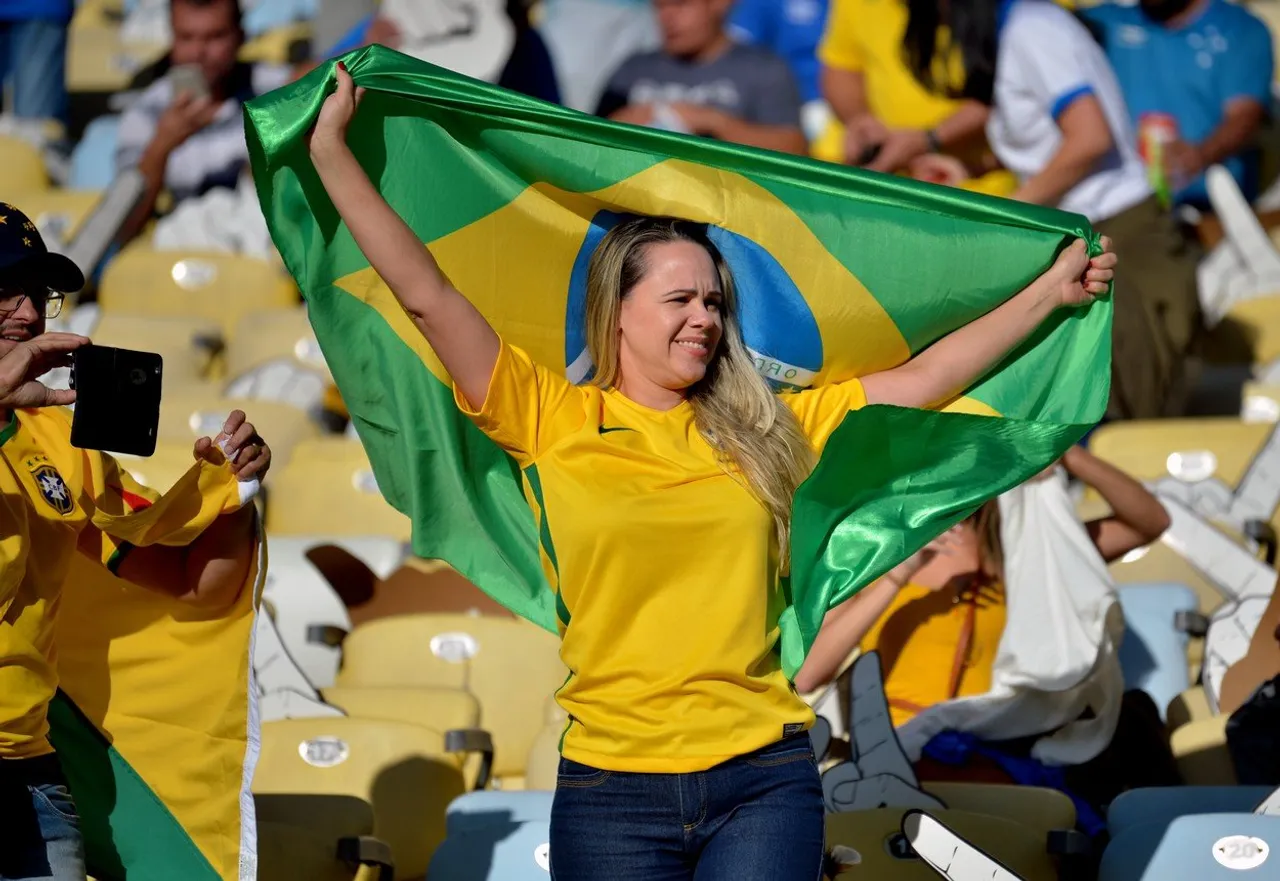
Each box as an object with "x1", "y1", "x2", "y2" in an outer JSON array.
[
  {"x1": 265, "y1": 438, "x2": 411, "y2": 540},
  {"x1": 99, "y1": 246, "x2": 298, "y2": 337},
  {"x1": 156, "y1": 390, "x2": 320, "y2": 474},
  {"x1": 1100, "y1": 813, "x2": 1277, "y2": 880},
  {"x1": 1108, "y1": 786, "x2": 1276, "y2": 838},
  {"x1": 924, "y1": 782, "x2": 1076, "y2": 841},
  {"x1": 256, "y1": 793, "x2": 380, "y2": 881},
  {"x1": 825, "y1": 808, "x2": 1057, "y2": 881},
  {"x1": 428, "y1": 791, "x2": 553, "y2": 881},
  {"x1": 336, "y1": 614, "x2": 567, "y2": 780},
  {"x1": 253, "y1": 716, "x2": 466, "y2": 880},
  {"x1": 1116, "y1": 583, "x2": 1199, "y2": 720},
  {"x1": 224, "y1": 306, "x2": 332, "y2": 411},
  {"x1": 262, "y1": 535, "x2": 404, "y2": 689}
]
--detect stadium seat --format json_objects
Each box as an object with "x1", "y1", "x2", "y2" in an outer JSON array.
[
  {"x1": 1116, "y1": 583, "x2": 1200, "y2": 720},
  {"x1": 69, "y1": 114, "x2": 122, "y2": 191},
  {"x1": 260, "y1": 535, "x2": 405, "y2": 689},
  {"x1": 522, "y1": 696, "x2": 569, "y2": 791},
  {"x1": 156, "y1": 391, "x2": 321, "y2": 474},
  {"x1": 1086, "y1": 417, "x2": 1270, "y2": 492},
  {"x1": 256, "y1": 793, "x2": 393, "y2": 881},
  {"x1": 112, "y1": 439, "x2": 212, "y2": 493},
  {"x1": 10, "y1": 188, "x2": 102, "y2": 247},
  {"x1": 1222, "y1": 294, "x2": 1280, "y2": 367},
  {"x1": 66, "y1": 21, "x2": 165, "y2": 95},
  {"x1": 334, "y1": 614, "x2": 568, "y2": 786},
  {"x1": 0, "y1": 135, "x2": 49, "y2": 192},
  {"x1": 1169, "y1": 715, "x2": 1236, "y2": 785},
  {"x1": 86, "y1": 310, "x2": 222, "y2": 389},
  {"x1": 1099, "y1": 813, "x2": 1276, "y2": 881},
  {"x1": 924, "y1": 782, "x2": 1076, "y2": 841},
  {"x1": 98, "y1": 246, "x2": 299, "y2": 338},
  {"x1": 824, "y1": 808, "x2": 1058, "y2": 880},
  {"x1": 252, "y1": 716, "x2": 468, "y2": 880},
  {"x1": 320, "y1": 687, "x2": 491, "y2": 789},
  {"x1": 264, "y1": 438, "x2": 411, "y2": 540},
  {"x1": 1167, "y1": 685, "x2": 1214, "y2": 730},
  {"x1": 1108, "y1": 786, "x2": 1275, "y2": 838},
  {"x1": 223, "y1": 306, "x2": 331, "y2": 412},
  {"x1": 427, "y1": 791, "x2": 553, "y2": 881}
]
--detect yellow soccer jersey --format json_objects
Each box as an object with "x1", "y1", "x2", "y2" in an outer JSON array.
[
  {"x1": 456, "y1": 339, "x2": 867, "y2": 773},
  {"x1": 0, "y1": 407, "x2": 244, "y2": 758}
]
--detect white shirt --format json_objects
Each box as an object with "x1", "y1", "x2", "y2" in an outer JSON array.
[
  {"x1": 987, "y1": 0, "x2": 1151, "y2": 223},
  {"x1": 115, "y1": 63, "x2": 292, "y2": 204}
]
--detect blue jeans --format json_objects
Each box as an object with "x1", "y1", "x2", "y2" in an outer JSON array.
[
  {"x1": 549, "y1": 732, "x2": 825, "y2": 881},
  {"x1": 0, "y1": 18, "x2": 69, "y2": 123},
  {"x1": 0, "y1": 754, "x2": 87, "y2": 881}
]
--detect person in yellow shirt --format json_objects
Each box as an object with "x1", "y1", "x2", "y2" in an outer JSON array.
[
  {"x1": 307, "y1": 63, "x2": 1115, "y2": 880},
  {"x1": 794, "y1": 445, "x2": 1171, "y2": 728},
  {"x1": 0, "y1": 205, "x2": 273, "y2": 881},
  {"x1": 815, "y1": 0, "x2": 1018, "y2": 196}
]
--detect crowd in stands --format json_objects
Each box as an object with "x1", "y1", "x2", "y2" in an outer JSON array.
[{"x1": 1, "y1": 0, "x2": 1278, "y2": 864}]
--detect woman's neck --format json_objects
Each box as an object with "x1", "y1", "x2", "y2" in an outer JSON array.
[{"x1": 615, "y1": 373, "x2": 688, "y2": 411}]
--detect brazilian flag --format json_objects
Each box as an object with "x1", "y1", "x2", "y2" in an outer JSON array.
[{"x1": 245, "y1": 46, "x2": 1110, "y2": 675}]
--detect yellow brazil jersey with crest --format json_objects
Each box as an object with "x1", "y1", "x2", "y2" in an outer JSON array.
[
  {"x1": 456, "y1": 339, "x2": 868, "y2": 773},
  {"x1": 0, "y1": 407, "x2": 244, "y2": 759}
]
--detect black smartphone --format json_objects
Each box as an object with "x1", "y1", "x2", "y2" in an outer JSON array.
[
  {"x1": 69, "y1": 344, "x2": 163, "y2": 457},
  {"x1": 857, "y1": 143, "x2": 883, "y2": 166}
]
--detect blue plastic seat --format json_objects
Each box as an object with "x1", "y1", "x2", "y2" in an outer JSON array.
[
  {"x1": 428, "y1": 791, "x2": 554, "y2": 881},
  {"x1": 1100, "y1": 813, "x2": 1277, "y2": 880},
  {"x1": 1108, "y1": 786, "x2": 1275, "y2": 837},
  {"x1": 1116, "y1": 582, "x2": 1199, "y2": 720}
]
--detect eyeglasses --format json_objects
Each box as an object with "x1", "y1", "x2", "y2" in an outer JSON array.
[{"x1": 0, "y1": 288, "x2": 64, "y2": 320}]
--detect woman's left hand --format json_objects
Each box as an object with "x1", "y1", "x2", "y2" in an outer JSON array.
[{"x1": 1051, "y1": 236, "x2": 1116, "y2": 308}]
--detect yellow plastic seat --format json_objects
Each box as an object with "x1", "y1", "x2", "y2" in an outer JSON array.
[
  {"x1": 89, "y1": 311, "x2": 223, "y2": 389},
  {"x1": 0, "y1": 136, "x2": 49, "y2": 192},
  {"x1": 241, "y1": 22, "x2": 312, "y2": 64},
  {"x1": 98, "y1": 246, "x2": 299, "y2": 338},
  {"x1": 264, "y1": 438, "x2": 411, "y2": 540},
  {"x1": 112, "y1": 439, "x2": 209, "y2": 493},
  {"x1": 8, "y1": 189, "x2": 102, "y2": 245},
  {"x1": 924, "y1": 782, "x2": 1076, "y2": 841},
  {"x1": 824, "y1": 808, "x2": 1057, "y2": 880},
  {"x1": 335, "y1": 613, "x2": 568, "y2": 785},
  {"x1": 156, "y1": 391, "x2": 320, "y2": 475},
  {"x1": 1167, "y1": 685, "x2": 1215, "y2": 731},
  {"x1": 66, "y1": 24, "x2": 166, "y2": 94},
  {"x1": 252, "y1": 716, "x2": 466, "y2": 880},
  {"x1": 1221, "y1": 294, "x2": 1280, "y2": 366},
  {"x1": 223, "y1": 306, "x2": 330, "y2": 410},
  {"x1": 1169, "y1": 714, "x2": 1235, "y2": 785},
  {"x1": 523, "y1": 695, "x2": 569, "y2": 791},
  {"x1": 319, "y1": 685, "x2": 491, "y2": 788},
  {"x1": 1087, "y1": 418, "x2": 1272, "y2": 504},
  {"x1": 256, "y1": 793, "x2": 393, "y2": 881}
]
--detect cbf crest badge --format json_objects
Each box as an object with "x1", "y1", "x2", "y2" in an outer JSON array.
[{"x1": 32, "y1": 464, "x2": 74, "y2": 516}]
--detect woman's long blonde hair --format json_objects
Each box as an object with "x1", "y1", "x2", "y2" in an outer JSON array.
[{"x1": 584, "y1": 216, "x2": 815, "y2": 562}]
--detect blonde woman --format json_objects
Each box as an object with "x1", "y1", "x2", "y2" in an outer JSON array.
[{"x1": 307, "y1": 62, "x2": 1115, "y2": 881}]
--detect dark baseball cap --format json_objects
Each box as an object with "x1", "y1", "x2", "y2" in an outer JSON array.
[{"x1": 0, "y1": 201, "x2": 85, "y2": 293}]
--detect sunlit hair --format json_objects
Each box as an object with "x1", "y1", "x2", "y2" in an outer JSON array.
[{"x1": 584, "y1": 216, "x2": 815, "y2": 563}]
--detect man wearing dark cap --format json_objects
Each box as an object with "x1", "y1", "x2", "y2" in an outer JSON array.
[{"x1": 0, "y1": 202, "x2": 273, "y2": 881}]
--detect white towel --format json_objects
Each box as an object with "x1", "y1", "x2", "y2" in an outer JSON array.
[{"x1": 897, "y1": 468, "x2": 1126, "y2": 766}]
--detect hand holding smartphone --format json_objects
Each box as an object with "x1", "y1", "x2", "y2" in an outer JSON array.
[{"x1": 69, "y1": 344, "x2": 163, "y2": 457}]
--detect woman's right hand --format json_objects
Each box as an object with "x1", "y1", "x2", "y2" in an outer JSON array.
[
  {"x1": 885, "y1": 526, "x2": 962, "y2": 589},
  {"x1": 309, "y1": 62, "x2": 366, "y2": 161}
]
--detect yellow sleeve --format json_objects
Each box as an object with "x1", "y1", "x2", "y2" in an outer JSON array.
[
  {"x1": 817, "y1": 0, "x2": 865, "y2": 73},
  {"x1": 453, "y1": 337, "x2": 588, "y2": 468},
  {"x1": 780, "y1": 379, "x2": 869, "y2": 455},
  {"x1": 74, "y1": 455, "x2": 162, "y2": 574}
]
